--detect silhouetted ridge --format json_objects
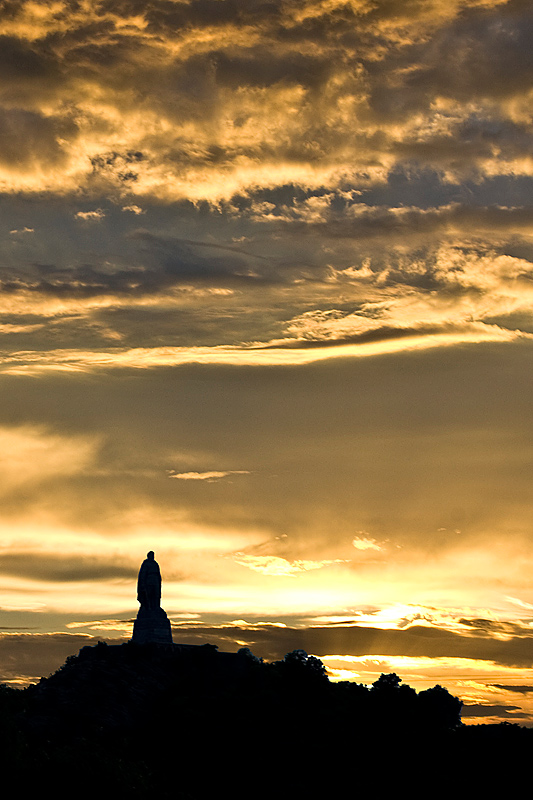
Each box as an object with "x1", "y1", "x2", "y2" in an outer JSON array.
[{"x1": 1, "y1": 642, "x2": 531, "y2": 797}]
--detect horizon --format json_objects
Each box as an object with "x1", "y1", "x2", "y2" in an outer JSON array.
[{"x1": 1, "y1": 0, "x2": 533, "y2": 727}]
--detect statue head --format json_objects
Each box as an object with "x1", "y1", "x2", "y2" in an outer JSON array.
[{"x1": 147, "y1": 550, "x2": 155, "y2": 560}]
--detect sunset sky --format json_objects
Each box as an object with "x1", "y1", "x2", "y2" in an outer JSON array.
[{"x1": 1, "y1": 0, "x2": 533, "y2": 724}]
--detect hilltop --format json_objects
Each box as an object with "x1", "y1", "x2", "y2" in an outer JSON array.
[{"x1": 0, "y1": 641, "x2": 530, "y2": 796}]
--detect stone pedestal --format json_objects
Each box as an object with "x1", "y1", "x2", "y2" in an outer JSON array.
[{"x1": 132, "y1": 606, "x2": 173, "y2": 644}]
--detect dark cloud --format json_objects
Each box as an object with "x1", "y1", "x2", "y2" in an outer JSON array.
[
  {"x1": 128, "y1": 230, "x2": 275, "y2": 285},
  {"x1": 393, "y1": 119, "x2": 533, "y2": 174},
  {"x1": 0, "y1": 553, "x2": 135, "y2": 583},
  {"x1": 0, "y1": 632, "x2": 116, "y2": 683},
  {"x1": 0, "y1": 0, "x2": 532, "y2": 207},
  {"x1": 406, "y1": 6, "x2": 533, "y2": 104},
  {"x1": 490, "y1": 685, "x2": 533, "y2": 694},
  {"x1": 130, "y1": 0, "x2": 281, "y2": 32},
  {"x1": 90, "y1": 151, "x2": 146, "y2": 184},
  {"x1": 461, "y1": 703, "x2": 526, "y2": 719},
  {"x1": 459, "y1": 618, "x2": 532, "y2": 637},
  {"x1": 0, "y1": 108, "x2": 75, "y2": 167},
  {"x1": 213, "y1": 49, "x2": 332, "y2": 91},
  {"x1": 0, "y1": 34, "x2": 57, "y2": 82},
  {"x1": 166, "y1": 621, "x2": 533, "y2": 668},
  {"x1": 361, "y1": 2, "x2": 533, "y2": 125},
  {"x1": 268, "y1": 322, "x2": 489, "y2": 349},
  {"x1": 269, "y1": 203, "x2": 533, "y2": 241},
  {"x1": 0, "y1": 233, "x2": 273, "y2": 306}
]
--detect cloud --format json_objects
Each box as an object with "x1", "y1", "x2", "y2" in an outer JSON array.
[
  {"x1": 0, "y1": 322, "x2": 43, "y2": 334},
  {"x1": 66, "y1": 618, "x2": 134, "y2": 634},
  {"x1": 0, "y1": 0, "x2": 531, "y2": 200},
  {"x1": 352, "y1": 536, "x2": 383, "y2": 552},
  {"x1": 505, "y1": 596, "x2": 533, "y2": 611},
  {"x1": 232, "y1": 554, "x2": 344, "y2": 576},
  {"x1": 0, "y1": 107, "x2": 73, "y2": 174},
  {"x1": 490, "y1": 684, "x2": 533, "y2": 694},
  {"x1": 254, "y1": 200, "x2": 533, "y2": 240},
  {"x1": 0, "y1": 0, "x2": 533, "y2": 708},
  {"x1": 74, "y1": 209, "x2": 106, "y2": 221},
  {"x1": 0, "y1": 424, "x2": 98, "y2": 494},
  {"x1": 168, "y1": 470, "x2": 250, "y2": 481},
  {"x1": 122, "y1": 204, "x2": 144, "y2": 214},
  {"x1": 1, "y1": 218, "x2": 532, "y2": 363},
  {"x1": 196, "y1": 620, "x2": 533, "y2": 668},
  {"x1": 0, "y1": 632, "x2": 112, "y2": 684},
  {"x1": 461, "y1": 703, "x2": 523, "y2": 718},
  {"x1": 0, "y1": 327, "x2": 525, "y2": 376},
  {"x1": 0, "y1": 340, "x2": 531, "y2": 566},
  {"x1": 0, "y1": 553, "x2": 135, "y2": 583}
]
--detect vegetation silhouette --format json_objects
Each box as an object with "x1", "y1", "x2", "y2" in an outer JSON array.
[{"x1": 0, "y1": 641, "x2": 530, "y2": 797}]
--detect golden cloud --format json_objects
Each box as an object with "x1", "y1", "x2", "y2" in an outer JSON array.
[{"x1": 0, "y1": 0, "x2": 531, "y2": 202}]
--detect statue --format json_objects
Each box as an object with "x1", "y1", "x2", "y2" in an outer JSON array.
[
  {"x1": 132, "y1": 550, "x2": 173, "y2": 645},
  {"x1": 137, "y1": 550, "x2": 162, "y2": 610}
]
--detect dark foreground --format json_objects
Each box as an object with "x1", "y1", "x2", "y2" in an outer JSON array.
[{"x1": 0, "y1": 642, "x2": 530, "y2": 796}]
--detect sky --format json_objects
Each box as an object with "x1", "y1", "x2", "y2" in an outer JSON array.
[{"x1": 1, "y1": 0, "x2": 533, "y2": 724}]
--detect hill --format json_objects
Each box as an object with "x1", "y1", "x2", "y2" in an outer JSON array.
[{"x1": 0, "y1": 641, "x2": 530, "y2": 796}]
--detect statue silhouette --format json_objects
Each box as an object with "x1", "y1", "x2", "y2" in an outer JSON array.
[
  {"x1": 132, "y1": 550, "x2": 173, "y2": 644},
  {"x1": 137, "y1": 550, "x2": 162, "y2": 610}
]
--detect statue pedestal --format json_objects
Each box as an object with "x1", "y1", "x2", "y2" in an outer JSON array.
[{"x1": 132, "y1": 606, "x2": 173, "y2": 644}]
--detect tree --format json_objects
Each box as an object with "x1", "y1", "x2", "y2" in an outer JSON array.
[
  {"x1": 282, "y1": 650, "x2": 328, "y2": 681},
  {"x1": 371, "y1": 673, "x2": 402, "y2": 692},
  {"x1": 418, "y1": 684, "x2": 463, "y2": 730}
]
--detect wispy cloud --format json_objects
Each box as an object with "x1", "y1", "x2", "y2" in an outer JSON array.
[
  {"x1": 352, "y1": 536, "x2": 384, "y2": 552},
  {"x1": 232, "y1": 555, "x2": 346, "y2": 577},
  {"x1": 0, "y1": 326, "x2": 526, "y2": 376},
  {"x1": 168, "y1": 470, "x2": 250, "y2": 481}
]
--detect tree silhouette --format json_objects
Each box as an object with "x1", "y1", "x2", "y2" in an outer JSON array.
[
  {"x1": 371, "y1": 672, "x2": 402, "y2": 692},
  {"x1": 418, "y1": 684, "x2": 463, "y2": 730},
  {"x1": 0, "y1": 643, "x2": 526, "y2": 798}
]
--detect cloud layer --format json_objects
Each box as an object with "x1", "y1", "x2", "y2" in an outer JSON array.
[
  {"x1": 0, "y1": 0, "x2": 533, "y2": 360},
  {"x1": 1, "y1": 0, "x2": 533, "y2": 720}
]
